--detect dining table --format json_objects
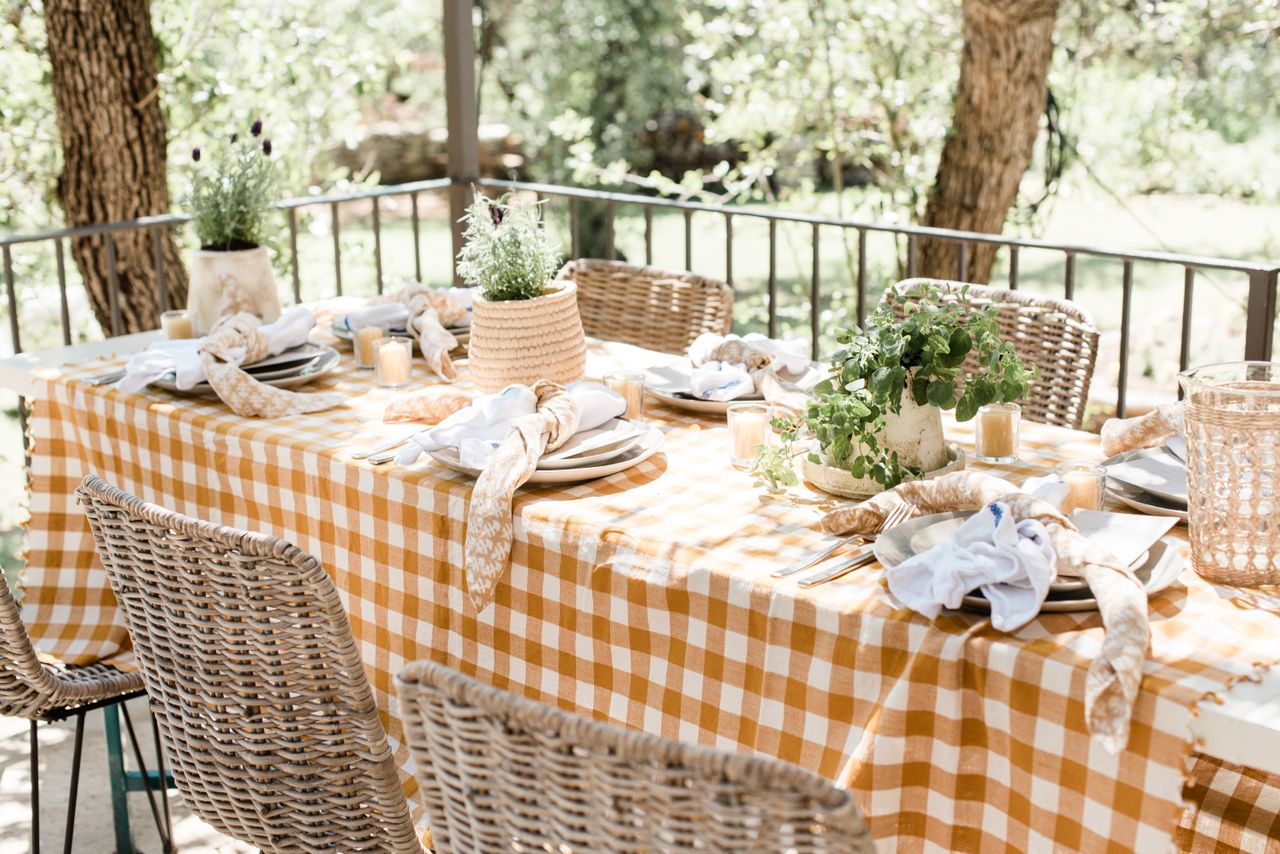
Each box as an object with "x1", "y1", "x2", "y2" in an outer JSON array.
[{"x1": 4, "y1": 321, "x2": 1279, "y2": 852}]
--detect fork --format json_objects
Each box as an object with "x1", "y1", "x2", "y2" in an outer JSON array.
[{"x1": 794, "y1": 503, "x2": 917, "y2": 588}]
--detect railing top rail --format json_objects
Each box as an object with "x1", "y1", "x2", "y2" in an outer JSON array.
[
  {"x1": 0, "y1": 178, "x2": 453, "y2": 248},
  {"x1": 477, "y1": 177, "x2": 1280, "y2": 276},
  {"x1": 2, "y1": 174, "x2": 1276, "y2": 276}
]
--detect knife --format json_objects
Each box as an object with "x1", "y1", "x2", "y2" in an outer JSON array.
[
  {"x1": 795, "y1": 545, "x2": 878, "y2": 588},
  {"x1": 772, "y1": 538, "x2": 853, "y2": 577}
]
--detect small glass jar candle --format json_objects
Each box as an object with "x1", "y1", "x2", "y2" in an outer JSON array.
[
  {"x1": 604, "y1": 371, "x2": 645, "y2": 419},
  {"x1": 975, "y1": 402, "x2": 1020, "y2": 463},
  {"x1": 161, "y1": 309, "x2": 194, "y2": 340},
  {"x1": 354, "y1": 325, "x2": 383, "y2": 370},
  {"x1": 375, "y1": 337, "x2": 412, "y2": 388},
  {"x1": 727, "y1": 403, "x2": 772, "y2": 469},
  {"x1": 1056, "y1": 462, "x2": 1107, "y2": 515}
]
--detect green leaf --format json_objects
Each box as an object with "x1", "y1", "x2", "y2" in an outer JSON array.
[
  {"x1": 926, "y1": 379, "x2": 954, "y2": 407},
  {"x1": 955, "y1": 393, "x2": 979, "y2": 422}
]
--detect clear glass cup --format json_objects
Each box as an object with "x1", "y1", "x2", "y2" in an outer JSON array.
[
  {"x1": 604, "y1": 371, "x2": 646, "y2": 420},
  {"x1": 727, "y1": 403, "x2": 772, "y2": 469},
  {"x1": 375, "y1": 337, "x2": 413, "y2": 388},
  {"x1": 160, "y1": 309, "x2": 194, "y2": 340},
  {"x1": 355, "y1": 326, "x2": 384, "y2": 370},
  {"x1": 975, "y1": 402, "x2": 1020, "y2": 463},
  {"x1": 1056, "y1": 462, "x2": 1106, "y2": 515}
]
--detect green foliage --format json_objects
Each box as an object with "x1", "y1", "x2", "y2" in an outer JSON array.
[
  {"x1": 748, "y1": 412, "x2": 805, "y2": 493},
  {"x1": 188, "y1": 121, "x2": 278, "y2": 250},
  {"x1": 805, "y1": 284, "x2": 1031, "y2": 489},
  {"x1": 456, "y1": 194, "x2": 560, "y2": 301}
]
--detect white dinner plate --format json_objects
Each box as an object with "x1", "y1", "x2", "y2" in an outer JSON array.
[
  {"x1": 1104, "y1": 447, "x2": 1188, "y2": 504},
  {"x1": 429, "y1": 425, "x2": 665, "y2": 484},
  {"x1": 875, "y1": 510, "x2": 1184, "y2": 612},
  {"x1": 644, "y1": 361, "x2": 826, "y2": 416},
  {"x1": 330, "y1": 316, "x2": 468, "y2": 342},
  {"x1": 536, "y1": 419, "x2": 646, "y2": 469},
  {"x1": 153, "y1": 346, "x2": 341, "y2": 394},
  {"x1": 1103, "y1": 448, "x2": 1188, "y2": 521}
]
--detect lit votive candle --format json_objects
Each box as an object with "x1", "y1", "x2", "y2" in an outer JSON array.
[
  {"x1": 1057, "y1": 462, "x2": 1106, "y2": 515},
  {"x1": 975, "y1": 402, "x2": 1020, "y2": 463},
  {"x1": 376, "y1": 337, "x2": 412, "y2": 388},
  {"x1": 161, "y1": 309, "x2": 194, "y2": 340},
  {"x1": 727, "y1": 403, "x2": 771, "y2": 469},
  {"x1": 604, "y1": 371, "x2": 645, "y2": 419},
  {"x1": 355, "y1": 325, "x2": 383, "y2": 370}
]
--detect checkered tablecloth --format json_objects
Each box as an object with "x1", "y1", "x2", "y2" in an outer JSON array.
[{"x1": 20, "y1": 336, "x2": 1280, "y2": 852}]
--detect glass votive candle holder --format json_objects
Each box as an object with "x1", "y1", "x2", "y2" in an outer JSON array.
[
  {"x1": 727, "y1": 403, "x2": 772, "y2": 469},
  {"x1": 975, "y1": 402, "x2": 1020, "y2": 463},
  {"x1": 1056, "y1": 462, "x2": 1107, "y2": 515},
  {"x1": 160, "y1": 309, "x2": 194, "y2": 340},
  {"x1": 354, "y1": 325, "x2": 383, "y2": 369},
  {"x1": 604, "y1": 371, "x2": 645, "y2": 419},
  {"x1": 375, "y1": 337, "x2": 412, "y2": 388}
]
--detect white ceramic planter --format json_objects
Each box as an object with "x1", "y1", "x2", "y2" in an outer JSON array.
[
  {"x1": 186, "y1": 246, "x2": 282, "y2": 336},
  {"x1": 466, "y1": 280, "x2": 587, "y2": 392},
  {"x1": 879, "y1": 392, "x2": 948, "y2": 473}
]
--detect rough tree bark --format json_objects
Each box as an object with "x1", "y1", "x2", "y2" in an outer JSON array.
[
  {"x1": 919, "y1": 0, "x2": 1061, "y2": 284},
  {"x1": 44, "y1": 0, "x2": 187, "y2": 335}
]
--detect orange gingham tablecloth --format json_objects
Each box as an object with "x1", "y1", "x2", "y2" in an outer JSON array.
[{"x1": 21, "y1": 337, "x2": 1280, "y2": 852}]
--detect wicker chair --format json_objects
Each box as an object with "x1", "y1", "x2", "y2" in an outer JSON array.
[
  {"x1": 558, "y1": 259, "x2": 734, "y2": 354},
  {"x1": 77, "y1": 475, "x2": 423, "y2": 854},
  {"x1": 398, "y1": 659, "x2": 874, "y2": 853},
  {"x1": 0, "y1": 570, "x2": 173, "y2": 853},
  {"x1": 888, "y1": 278, "x2": 1100, "y2": 429}
]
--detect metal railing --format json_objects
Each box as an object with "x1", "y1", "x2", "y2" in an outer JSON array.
[{"x1": 3, "y1": 176, "x2": 1279, "y2": 421}]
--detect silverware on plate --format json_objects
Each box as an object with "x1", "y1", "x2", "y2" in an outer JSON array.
[
  {"x1": 792, "y1": 503, "x2": 916, "y2": 588},
  {"x1": 88, "y1": 369, "x2": 126, "y2": 386}
]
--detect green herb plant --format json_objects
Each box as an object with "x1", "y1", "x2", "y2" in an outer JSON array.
[
  {"x1": 800, "y1": 284, "x2": 1032, "y2": 489},
  {"x1": 456, "y1": 193, "x2": 561, "y2": 301},
  {"x1": 189, "y1": 119, "x2": 278, "y2": 251}
]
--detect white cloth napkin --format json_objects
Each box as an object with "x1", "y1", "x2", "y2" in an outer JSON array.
[
  {"x1": 689, "y1": 360, "x2": 756, "y2": 401},
  {"x1": 119, "y1": 305, "x2": 317, "y2": 392},
  {"x1": 887, "y1": 501, "x2": 1057, "y2": 631},
  {"x1": 346, "y1": 287, "x2": 475, "y2": 330},
  {"x1": 397, "y1": 381, "x2": 626, "y2": 467}
]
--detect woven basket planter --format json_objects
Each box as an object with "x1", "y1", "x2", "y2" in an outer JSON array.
[
  {"x1": 467, "y1": 281, "x2": 587, "y2": 392},
  {"x1": 802, "y1": 442, "x2": 966, "y2": 500}
]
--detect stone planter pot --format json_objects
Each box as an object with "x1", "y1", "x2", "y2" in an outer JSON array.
[
  {"x1": 466, "y1": 280, "x2": 587, "y2": 392},
  {"x1": 186, "y1": 246, "x2": 282, "y2": 336},
  {"x1": 802, "y1": 441, "x2": 966, "y2": 500}
]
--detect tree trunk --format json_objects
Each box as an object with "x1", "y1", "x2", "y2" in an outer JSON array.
[
  {"x1": 919, "y1": 0, "x2": 1061, "y2": 284},
  {"x1": 44, "y1": 0, "x2": 187, "y2": 336}
]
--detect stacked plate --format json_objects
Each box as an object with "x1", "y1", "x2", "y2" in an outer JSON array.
[
  {"x1": 874, "y1": 511, "x2": 1184, "y2": 614},
  {"x1": 429, "y1": 418, "x2": 665, "y2": 484},
  {"x1": 1102, "y1": 441, "x2": 1188, "y2": 520},
  {"x1": 644, "y1": 361, "x2": 826, "y2": 415},
  {"x1": 154, "y1": 343, "x2": 340, "y2": 394},
  {"x1": 330, "y1": 316, "x2": 470, "y2": 353}
]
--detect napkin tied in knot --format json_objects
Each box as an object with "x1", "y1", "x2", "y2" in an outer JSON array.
[
  {"x1": 199, "y1": 313, "x2": 345, "y2": 418},
  {"x1": 356, "y1": 282, "x2": 466, "y2": 382},
  {"x1": 463, "y1": 381, "x2": 582, "y2": 611},
  {"x1": 1100, "y1": 402, "x2": 1184, "y2": 456}
]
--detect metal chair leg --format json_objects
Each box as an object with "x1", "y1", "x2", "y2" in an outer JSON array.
[
  {"x1": 62, "y1": 712, "x2": 86, "y2": 854},
  {"x1": 103, "y1": 705, "x2": 135, "y2": 854},
  {"x1": 150, "y1": 712, "x2": 173, "y2": 846},
  {"x1": 29, "y1": 719, "x2": 40, "y2": 854},
  {"x1": 119, "y1": 702, "x2": 173, "y2": 854}
]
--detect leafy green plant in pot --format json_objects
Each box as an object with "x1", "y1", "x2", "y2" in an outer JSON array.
[
  {"x1": 459, "y1": 193, "x2": 587, "y2": 392},
  {"x1": 185, "y1": 119, "x2": 283, "y2": 336},
  {"x1": 799, "y1": 284, "x2": 1032, "y2": 496}
]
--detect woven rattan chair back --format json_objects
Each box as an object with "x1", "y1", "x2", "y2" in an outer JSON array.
[
  {"x1": 398, "y1": 660, "x2": 874, "y2": 853},
  {"x1": 77, "y1": 476, "x2": 421, "y2": 854},
  {"x1": 558, "y1": 259, "x2": 734, "y2": 354},
  {"x1": 888, "y1": 278, "x2": 1100, "y2": 429}
]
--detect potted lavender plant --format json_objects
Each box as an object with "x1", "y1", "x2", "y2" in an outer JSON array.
[
  {"x1": 458, "y1": 193, "x2": 586, "y2": 391},
  {"x1": 185, "y1": 119, "x2": 282, "y2": 335}
]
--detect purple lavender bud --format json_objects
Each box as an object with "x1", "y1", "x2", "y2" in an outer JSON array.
[
  {"x1": 192, "y1": 147, "x2": 201, "y2": 162},
  {"x1": 262, "y1": 139, "x2": 272, "y2": 156},
  {"x1": 230, "y1": 133, "x2": 239, "y2": 144},
  {"x1": 250, "y1": 119, "x2": 262, "y2": 137},
  {"x1": 489, "y1": 204, "x2": 504, "y2": 226}
]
